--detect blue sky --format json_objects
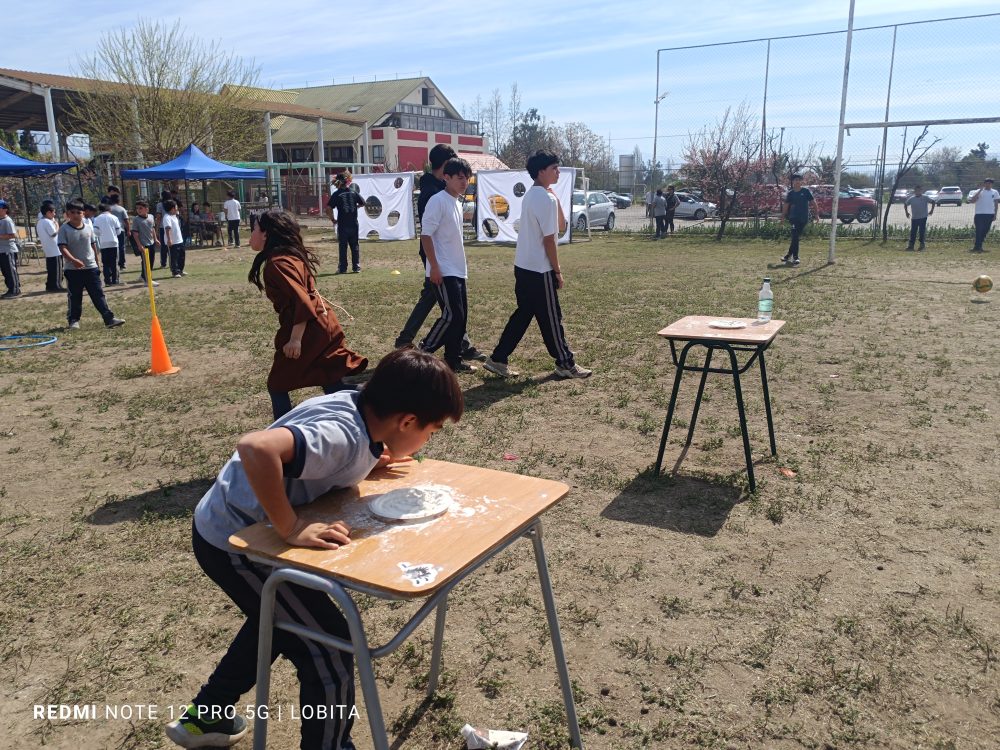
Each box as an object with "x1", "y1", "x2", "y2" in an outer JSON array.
[{"x1": 7, "y1": 0, "x2": 998, "y2": 167}]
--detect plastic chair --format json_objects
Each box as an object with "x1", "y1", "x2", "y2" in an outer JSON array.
[{"x1": 16, "y1": 227, "x2": 40, "y2": 265}]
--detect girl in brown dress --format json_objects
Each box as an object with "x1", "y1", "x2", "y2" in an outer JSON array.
[{"x1": 248, "y1": 210, "x2": 368, "y2": 419}]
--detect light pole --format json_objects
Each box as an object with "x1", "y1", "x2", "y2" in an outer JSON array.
[{"x1": 651, "y1": 90, "x2": 669, "y2": 186}]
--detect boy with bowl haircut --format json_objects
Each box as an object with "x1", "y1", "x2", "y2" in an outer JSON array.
[
  {"x1": 418, "y1": 157, "x2": 477, "y2": 373},
  {"x1": 57, "y1": 199, "x2": 124, "y2": 329},
  {"x1": 165, "y1": 347, "x2": 463, "y2": 750},
  {"x1": 484, "y1": 150, "x2": 592, "y2": 379},
  {"x1": 131, "y1": 201, "x2": 160, "y2": 287}
]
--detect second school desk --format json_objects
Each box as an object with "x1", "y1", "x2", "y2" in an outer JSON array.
[
  {"x1": 229, "y1": 458, "x2": 584, "y2": 750},
  {"x1": 654, "y1": 315, "x2": 785, "y2": 491}
]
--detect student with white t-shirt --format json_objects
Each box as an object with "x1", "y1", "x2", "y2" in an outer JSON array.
[
  {"x1": 418, "y1": 157, "x2": 477, "y2": 373},
  {"x1": 484, "y1": 150, "x2": 592, "y2": 380},
  {"x1": 968, "y1": 177, "x2": 1000, "y2": 252},
  {"x1": 36, "y1": 202, "x2": 64, "y2": 292},
  {"x1": 223, "y1": 190, "x2": 242, "y2": 247},
  {"x1": 93, "y1": 203, "x2": 124, "y2": 286}
]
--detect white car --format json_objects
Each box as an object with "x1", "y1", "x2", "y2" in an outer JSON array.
[
  {"x1": 936, "y1": 186, "x2": 963, "y2": 206},
  {"x1": 572, "y1": 191, "x2": 616, "y2": 231},
  {"x1": 673, "y1": 192, "x2": 717, "y2": 220}
]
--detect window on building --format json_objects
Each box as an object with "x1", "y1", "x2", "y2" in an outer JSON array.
[
  {"x1": 324, "y1": 146, "x2": 353, "y2": 162},
  {"x1": 422, "y1": 88, "x2": 436, "y2": 106},
  {"x1": 291, "y1": 147, "x2": 313, "y2": 162},
  {"x1": 372, "y1": 145, "x2": 385, "y2": 163}
]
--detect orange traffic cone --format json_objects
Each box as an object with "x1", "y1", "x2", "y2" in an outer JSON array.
[{"x1": 148, "y1": 315, "x2": 180, "y2": 375}]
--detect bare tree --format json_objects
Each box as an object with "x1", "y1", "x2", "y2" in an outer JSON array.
[
  {"x1": 882, "y1": 126, "x2": 940, "y2": 241},
  {"x1": 680, "y1": 103, "x2": 769, "y2": 240},
  {"x1": 69, "y1": 20, "x2": 262, "y2": 165},
  {"x1": 559, "y1": 122, "x2": 612, "y2": 179}
]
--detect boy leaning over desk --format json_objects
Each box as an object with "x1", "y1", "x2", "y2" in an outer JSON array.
[{"x1": 166, "y1": 347, "x2": 464, "y2": 750}]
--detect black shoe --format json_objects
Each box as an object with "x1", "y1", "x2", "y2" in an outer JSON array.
[
  {"x1": 461, "y1": 347, "x2": 488, "y2": 362},
  {"x1": 394, "y1": 338, "x2": 413, "y2": 349},
  {"x1": 1, "y1": 291, "x2": 22, "y2": 299},
  {"x1": 451, "y1": 361, "x2": 478, "y2": 373},
  {"x1": 336, "y1": 269, "x2": 347, "y2": 274},
  {"x1": 352, "y1": 267, "x2": 361, "y2": 273}
]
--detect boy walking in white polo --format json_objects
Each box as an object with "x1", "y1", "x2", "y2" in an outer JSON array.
[
  {"x1": 484, "y1": 150, "x2": 592, "y2": 379},
  {"x1": 969, "y1": 177, "x2": 1000, "y2": 252},
  {"x1": 419, "y1": 157, "x2": 477, "y2": 373}
]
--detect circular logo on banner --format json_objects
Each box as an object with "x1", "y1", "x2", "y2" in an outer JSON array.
[
  {"x1": 387, "y1": 210, "x2": 400, "y2": 227},
  {"x1": 482, "y1": 218, "x2": 499, "y2": 238},
  {"x1": 364, "y1": 196, "x2": 382, "y2": 219},
  {"x1": 513, "y1": 182, "x2": 526, "y2": 198},
  {"x1": 488, "y1": 195, "x2": 510, "y2": 219},
  {"x1": 393, "y1": 177, "x2": 404, "y2": 189}
]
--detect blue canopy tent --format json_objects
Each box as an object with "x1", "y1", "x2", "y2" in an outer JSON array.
[
  {"x1": 0, "y1": 145, "x2": 79, "y2": 246},
  {"x1": 121, "y1": 145, "x2": 266, "y2": 238}
]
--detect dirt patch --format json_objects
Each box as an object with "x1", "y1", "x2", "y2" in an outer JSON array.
[{"x1": 1, "y1": 234, "x2": 998, "y2": 749}]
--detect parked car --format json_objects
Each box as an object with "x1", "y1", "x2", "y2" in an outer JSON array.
[
  {"x1": 673, "y1": 192, "x2": 717, "y2": 220},
  {"x1": 923, "y1": 189, "x2": 939, "y2": 203},
  {"x1": 891, "y1": 188, "x2": 912, "y2": 203},
  {"x1": 935, "y1": 186, "x2": 963, "y2": 206},
  {"x1": 808, "y1": 185, "x2": 878, "y2": 223},
  {"x1": 571, "y1": 190, "x2": 615, "y2": 231},
  {"x1": 605, "y1": 192, "x2": 633, "y2": 209}
]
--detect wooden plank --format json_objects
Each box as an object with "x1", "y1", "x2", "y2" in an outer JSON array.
[
  {"x1": 657, "y1": 315, "x2": 785, "y2": 345},
  {"x1": 229, "y1": 459, "x2": 569, "y2": 599}
]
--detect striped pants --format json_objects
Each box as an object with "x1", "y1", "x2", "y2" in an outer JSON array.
[
  {"x1": 191, "y1": 524, "x2": 357, "y2": 749},
  {"x1": 419, "y1": 275, "x2": 468, "y2": 369},
  {"x1": 490, "y1": 266, "x2": 575, "y2": 370}
]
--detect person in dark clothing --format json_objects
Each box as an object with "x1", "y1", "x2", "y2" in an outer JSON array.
[
  {"x1": 664, "y1": 185, "x2": 679, "y2": 234},
  {"x1": 780, "y1": 174, "x2": 817, "y2": 266},
  {"x1": 326, "y1": 171, "x2": 365, "y2": 273},
  {"x1": 394, "y1": 144, "x2": 485, "y2": 360}
]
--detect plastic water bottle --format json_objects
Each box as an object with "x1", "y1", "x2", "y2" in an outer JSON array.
[{"x1": 757, "y1": 277, "x2": 773, "y2": 323}]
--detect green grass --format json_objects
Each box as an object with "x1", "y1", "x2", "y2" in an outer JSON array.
[{"x1": 1, "y1": 232, "x2": 998, "y2": 749}]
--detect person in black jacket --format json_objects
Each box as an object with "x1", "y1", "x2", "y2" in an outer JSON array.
[{"x1": 326, "y1": 171, "x2": 366, "y2": 273}]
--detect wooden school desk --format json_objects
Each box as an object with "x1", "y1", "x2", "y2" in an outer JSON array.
[
  {"x1": 229, "y1": 458, "x2": 584, "y2": 750},
  {"x1": 654, "y1": 315, "x2": 785, "y2": 492}
]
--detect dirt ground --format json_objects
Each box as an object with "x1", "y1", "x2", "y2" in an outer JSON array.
[{"x1": 1, "y1": 231, "x2": 998, "y2": 749}]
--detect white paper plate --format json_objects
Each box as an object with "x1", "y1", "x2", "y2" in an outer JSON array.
[
  {"x1": 708, "y1": 319, "x2": 747, "y2": 329},
  {"x1": 369, "y1": 485, "x2": 452, "y2": 523}
]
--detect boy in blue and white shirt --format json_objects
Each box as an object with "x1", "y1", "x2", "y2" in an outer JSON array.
[{"x1": 166, "y1": 348, "x2": 463, "y2": 750}]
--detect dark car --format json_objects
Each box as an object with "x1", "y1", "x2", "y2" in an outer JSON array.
[{"x1": 606, "y1": 192, "x2": 633, "y2": 209}]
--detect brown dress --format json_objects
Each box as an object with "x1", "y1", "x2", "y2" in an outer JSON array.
[{"x1": 263, "y1": 254, "x2": 367, "y2": 391}]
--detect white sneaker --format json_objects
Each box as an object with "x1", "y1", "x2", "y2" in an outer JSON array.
[
  {"x1": 554, "y1": 364, "x2": 593, "y2": 379},
  {"x1": 180, "y1": 271, "x2": 188, "y2": 276},
  {"x1": 173, "y1": 273, "x2": 182, "y2": 278},
  {"x1": 484, "y1": 358, "x2": 520, "y2": 377},
  {"x1": 68, "y1": 321, "x2": 80, "y2": 330}
]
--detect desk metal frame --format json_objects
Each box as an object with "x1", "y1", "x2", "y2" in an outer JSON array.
[
  {"x1": 654, "y1": 337, "x2": 777, "y2": 492},
  {"x1": 250, "y1": 519, "x2": 583, "y2": 750}
]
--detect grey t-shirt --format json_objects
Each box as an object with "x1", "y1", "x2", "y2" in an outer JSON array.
[
  {"x1": 652, "y1": 195, "x2": 667, "y2": 217},
  {"x1": 109, "y1": 204, "x2": 128, "y2": 230},
  {"x1": 0, "y1": 216, "x2": 17, "y2": 255},
  {"x1": 133, "y1": 214, "x2": 155, "y2": 246},
  {"x1": 57, "y1": 222, "x2": 98, "y2": 269},
  {"x1": 905, "y1": 195, "x2": 932, "y2": 220},
  {"x1": 194, "y1": 390, "x2": 383, "y2": 550}
]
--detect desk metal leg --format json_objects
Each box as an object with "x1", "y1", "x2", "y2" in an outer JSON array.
[
  {"x1": 726, "y1": 347, "x2": 756, "y2": 492},
  {"x1": 684, "y1": 348, "x2": 713, "y2": 447},
  {"x1": 253, "y1": 575, "x2": 279, "y2": 750},
  {"x1": 530, "y1": 521, "x2": 583, "y2": 749},
  {"x1": 335, "y1": 586, "x2": 390, "y2": 750},
  {"x1": 758, "y1": 351, "x2": 777, "y2": 456},
  {"x1": 426, "y1": 597, "x2": 448, "y2": 697},
  {"x1": 654, "y1": 342, "x2": 693, "y2": 475}
]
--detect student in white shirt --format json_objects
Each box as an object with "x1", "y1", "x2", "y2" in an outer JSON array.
[
  {"x1": 36, "y1": 201, "x2": 64, "y2": 292},
  {"x1": 969, "y1": 177, "x2": 1000, "y2": 252},
  {"x1": 418, "y1": 157, "x2": 477, "y2": 373},
  {"x1": 162, "y1": 200, "x2": 187, "y2": 277},
  {"x1": 223, "y1": 190, "x2": 242, "y2": 247},
  {"x1": 93, "y1": 203, "x2": 124, "y2": 286},
  {"x1": 483, "y1": 150, "x2": 592, "y2": 379}
]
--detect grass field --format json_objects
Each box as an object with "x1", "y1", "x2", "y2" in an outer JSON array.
[{"x1": 1, "y1": 230, "x2": 998, "y2": 749}]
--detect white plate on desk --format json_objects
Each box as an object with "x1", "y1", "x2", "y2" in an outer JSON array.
[{"x1": 708, "y1": 319, "x2": 747, "y2": 329}]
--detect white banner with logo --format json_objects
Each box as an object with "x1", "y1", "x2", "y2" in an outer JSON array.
[
  {"x1": 474, "y1": 168, "x2": 575, "y2": 244},
  {"x1": 351, "y1": 172, "x2": 416, "y2": 241}
]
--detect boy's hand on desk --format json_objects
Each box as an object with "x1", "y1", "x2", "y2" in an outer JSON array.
[
  {"x1": 285, "y1": 518, "x2": 351, "y2": 549},
  {"x1": 376, "y1": 450, "x2": 413, "y2": 469}
]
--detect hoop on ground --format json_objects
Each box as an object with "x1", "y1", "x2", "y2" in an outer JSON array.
[{"x1": 0, "y1": 334, "x2": 58, "y2": 351}]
